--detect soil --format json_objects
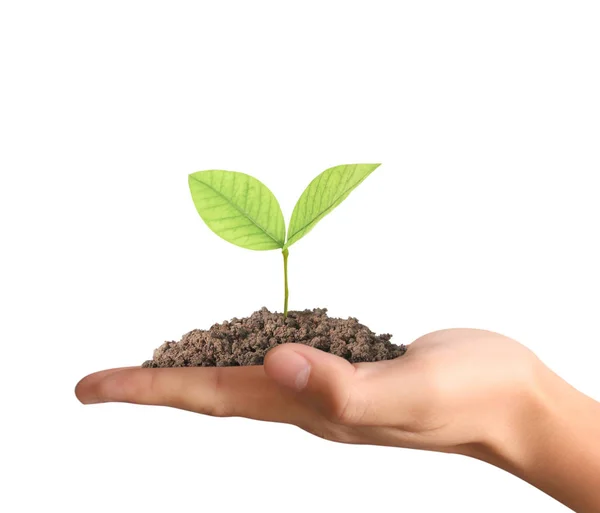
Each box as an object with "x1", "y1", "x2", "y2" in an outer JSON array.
[{"x1": 142, "y1": 307, "x2": 406, "y2": 368}]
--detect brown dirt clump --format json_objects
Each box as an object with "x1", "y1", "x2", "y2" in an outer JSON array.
[{"x1": 142, "y1": 307, "x2": 406, "y2": 368}]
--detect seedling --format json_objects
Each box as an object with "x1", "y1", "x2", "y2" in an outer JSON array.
[
  {"x1": 188, "y1": 163, "x2": 381, "y2": 317},
  {"x1": 142, "y1": 163, "x2": 403, "y2": 368}
]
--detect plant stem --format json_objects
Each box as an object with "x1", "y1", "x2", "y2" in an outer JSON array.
[{"x1": 282, "y1": 248, "x2": 289, "y2": 318}]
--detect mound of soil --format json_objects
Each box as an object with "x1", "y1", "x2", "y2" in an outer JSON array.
[{"x1": 142, "y1": 307, "x2": 406, "y2": 368}]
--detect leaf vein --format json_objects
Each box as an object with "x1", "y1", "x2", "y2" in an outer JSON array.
[
  {"x1": 190, "y1": 174, "x2": 284, "y2": 247},
  {"x1": 287, "y1": 173, "x2": 371, "y2": 243}
]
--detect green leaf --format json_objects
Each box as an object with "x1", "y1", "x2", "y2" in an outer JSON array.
[
  {"x1": 188, "y1": 170, "x2": 285, "y2": 250},
  {"x1": 285, "y1": 163, "x2": 381, "y2": 248}
]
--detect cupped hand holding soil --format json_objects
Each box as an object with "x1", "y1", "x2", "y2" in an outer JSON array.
[
  {"x1": 78, "y1": 328, "x2": 545, "y2": 452},
  {"x1": 77, "y1": 328, "x2": 600, "y2": 513}
]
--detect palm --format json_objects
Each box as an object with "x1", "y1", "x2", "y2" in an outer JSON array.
[{"x1": 337, "y1": 329, "x2": 538, "y2": 450}]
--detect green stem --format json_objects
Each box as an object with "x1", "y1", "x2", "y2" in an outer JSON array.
[{"x1": 282, "y1": 248, "x2": 289, "y2": 318}]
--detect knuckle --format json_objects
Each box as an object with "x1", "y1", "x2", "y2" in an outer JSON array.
[
  {"x1": 206, "y1": 369, "x2": 232, "y2": 417},
  {"x1": 333, "y1": 392, "x2": 359, "y2": 425},
  {"x1": 307, "y1": 420, "x2": 358, "y2": 445},
  {"x1": 207, "y1": 400, "x2": 231, "y2": 418},
  {"x1": 320, "y1": 384, "x2": 353, "y2": 424},
  {"x1": 146, "y1": 371, "x2": 164, "y2": 403},
  {"x1": 104, "y1": 371, "x2": 144, "y2": 403},
  {"x1": 323, "y1": 369, "x2": 364, "y2": 426}
]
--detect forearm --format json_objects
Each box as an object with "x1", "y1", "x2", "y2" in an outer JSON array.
[{"x1": 471, "y1": 363, "x2": 600, "y2": 512}]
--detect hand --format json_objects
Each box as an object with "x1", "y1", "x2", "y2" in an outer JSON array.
[
  {"x1": 76, "y1": 329, "x2": 600, "y2": 512},
  {"x1": 74, "y1": 328, "x2": 539, "y2": 452}
]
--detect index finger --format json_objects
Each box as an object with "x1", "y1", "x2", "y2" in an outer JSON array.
[{"x1": 75, "y1": 366, "x2": 301, "y2": 423}]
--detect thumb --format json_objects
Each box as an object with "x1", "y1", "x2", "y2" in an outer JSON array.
[{"x1": 264, "y1": 344, "x2": 358, "y2": 421}]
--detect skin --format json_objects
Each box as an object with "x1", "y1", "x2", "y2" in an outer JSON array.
[{"x1": 76, "y1": 329, "x2": 600, "y2": 512}]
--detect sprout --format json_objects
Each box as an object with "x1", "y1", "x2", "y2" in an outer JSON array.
[{"x1": 188, "y1": 163, "x2": 380, "y2": 316}]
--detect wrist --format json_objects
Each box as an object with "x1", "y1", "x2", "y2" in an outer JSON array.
[
  {"x1": 458, "y1": 354, "x2": 553, "y2": 473},
  {"x1": 463, "y1": 356, "x2": 600, "y2": 512}
]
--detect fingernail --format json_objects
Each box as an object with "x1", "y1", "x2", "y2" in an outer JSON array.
[
  {"x1": 81, "y1": 397, "x2": 103, "y2": 405},
  {"x1": 294, "y1": 356, "x2": 311, "y2": 391},
  {"x1": 78, "y1": 393, "x2": 104, "y2": 405},
  {"x1": 270, "y1": 350, "x2": 311, "y2": 391}
]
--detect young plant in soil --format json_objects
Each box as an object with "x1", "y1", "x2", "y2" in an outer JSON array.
[{"x1": 143, "y1": 164, "x2": 406, "y2": 368}]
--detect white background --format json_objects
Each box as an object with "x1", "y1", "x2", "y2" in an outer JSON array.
[{"x1": 1, "y1": 1, "x2": 599, "y2": 512}]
